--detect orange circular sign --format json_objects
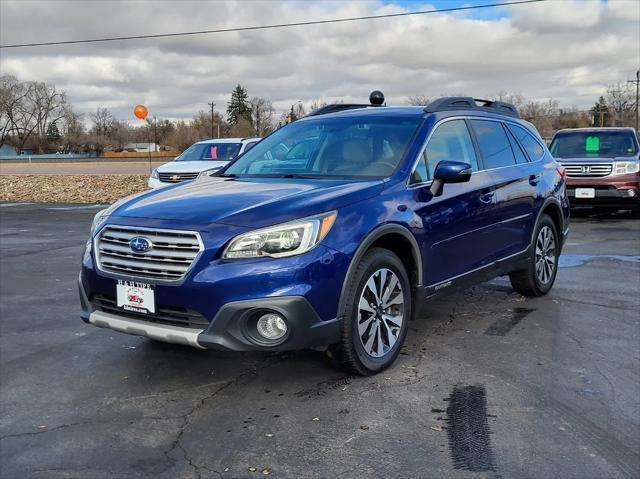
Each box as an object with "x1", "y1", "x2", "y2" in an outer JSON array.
[{"x1": 133, "y1": 104, "x2": 148, "y2": 120}]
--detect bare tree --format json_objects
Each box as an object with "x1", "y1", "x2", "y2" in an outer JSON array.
[
  {"x1": 250, "y1": 96, "x2": 275, "y2": 136},
  {"x1": 59, "y1": 109, "x2": 86, "y2": 153},
  {"x1": 90, "y1": 107, "x2": 114, "y2": 137},
  {"x1": 406, "y1": 95, "x2": 430, "y2": 106},
  {"x1": 605, "y1": 82, "x2": 636, "y2": 126}
]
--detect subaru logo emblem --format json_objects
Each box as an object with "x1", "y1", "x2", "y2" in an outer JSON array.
[{"x1": 129, "y1": 237, "x2": 152, "y2": 253}]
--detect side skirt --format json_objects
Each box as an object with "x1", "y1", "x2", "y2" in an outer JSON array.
[{"x1": 419, "y1": 250, "x2": 530, "y2": 303}]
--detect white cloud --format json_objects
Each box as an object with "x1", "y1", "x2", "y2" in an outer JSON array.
[{"x1": 0, "y1": 0, "x2": 638, "y2": 121}]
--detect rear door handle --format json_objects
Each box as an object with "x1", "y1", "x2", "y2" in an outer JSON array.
[
  {"x1": 529, "y1": 174, "x2": 541, "y2": 186},
  {"x1": 479, "y1": 192, "x2": 495, "y2": 204}
]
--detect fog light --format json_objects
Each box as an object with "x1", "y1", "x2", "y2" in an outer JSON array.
[
  {"x1": 256, "y1": 313, "x2": 288, "y2": 340},
  {"x1": 627, "y1": 189, "x2": 636, "y2": 197}
]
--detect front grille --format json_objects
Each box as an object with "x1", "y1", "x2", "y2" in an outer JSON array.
[
  {"x1": 562, "y1": 163, "x2": 612, "y2": 178},
  {"x1": 91, "y1": 294, "x2": 209, "y2": 329},
  {"x1": 158, "y1": 172, "x2": 199, "y2": 183},
  {"x1": 95, "y1": 226, "x2": 203, "y2": 281}
]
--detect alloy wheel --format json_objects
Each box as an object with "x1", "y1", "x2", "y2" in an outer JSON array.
[
  {"x1": 357, "y1": 268, "x2": 404, "y2": 358},
  {"x1": 535, "y1": 225, "x2": 556, "y2": 285}
]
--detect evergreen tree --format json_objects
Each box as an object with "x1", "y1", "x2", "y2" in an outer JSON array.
[
  {"x1": 226, "y1": 84, "x2": 252, "y2": 126},
  {"x1": 46, "y1": 122, "x2": 61, "y2": 144},
  {"x1": 590, "y1": 96, "x2": 609, "y2": 127}
]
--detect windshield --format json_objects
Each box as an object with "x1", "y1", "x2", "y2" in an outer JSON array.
[
  {"x1": 550, "y1": 131, "x2": 638, "y2": 158},
  {"x1": 176, "y1": 142, "x2": 242, "y2": 161},
  {"x1": 223, "y1": 116, "x2": 422, "y2": 178}
]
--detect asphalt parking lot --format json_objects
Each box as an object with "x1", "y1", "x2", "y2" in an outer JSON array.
[{"x1": 0, "y1": 203, "x2": 639, "y2": 479}]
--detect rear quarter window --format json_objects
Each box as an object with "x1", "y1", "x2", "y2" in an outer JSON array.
[{"x1": 507, "y1": 124, "x2": 545, "y2": 161}]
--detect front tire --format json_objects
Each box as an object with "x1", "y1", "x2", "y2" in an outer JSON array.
[
  {"x1": 509, "y1": 214, "x2": 559, "y2": 297},
  {"x1": 331, "y1": 248, "x2": 411, "y2": 376}
]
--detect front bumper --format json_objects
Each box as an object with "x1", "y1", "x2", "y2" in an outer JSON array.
[
  {"x1": 80, "y1": 276, "x2": 340, "y2": 351},
  {"x1": 566, "y1": 173, "x2": 639, "y2": 209},
  {"x1": 567, "y1": 186, "x2": 639, "y2": 208},
  {"x1": 79, "y1": 237, "x2": 348, "y2": 351}
]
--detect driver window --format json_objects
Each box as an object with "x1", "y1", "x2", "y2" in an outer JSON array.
[{"x1": 411, "y1": 120, "x2": 477, "y2": 184}]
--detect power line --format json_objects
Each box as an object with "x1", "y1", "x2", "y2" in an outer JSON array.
[{"x1": 0, "y1": 0, "x2": 546, "y2": 49}]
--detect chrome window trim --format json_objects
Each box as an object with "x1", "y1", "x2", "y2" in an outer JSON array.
[
  {"x1": 93, "y1": 225, "x2": 205, "y2": 284},
  {"x1": 408, "y1": 115, "x2": 546, "y2": 188}
]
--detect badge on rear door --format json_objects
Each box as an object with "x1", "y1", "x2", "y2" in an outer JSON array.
[{"x1": 116, "y1": 279, "x2": 156, "y2": 314}]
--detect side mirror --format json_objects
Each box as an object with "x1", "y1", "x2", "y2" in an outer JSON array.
[{"x1": 430, "y1": 161, "x2": 472, "y2": 197}]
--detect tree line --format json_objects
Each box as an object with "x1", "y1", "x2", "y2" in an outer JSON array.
[{"x1": 1, "y1": 74, "x2": 637, "y2": 155}]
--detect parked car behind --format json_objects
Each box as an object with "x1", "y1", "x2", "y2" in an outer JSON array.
[
  {"x1": 148, "y1": 137, "x2": 261, "y2": 188},
  {"x1": 550, "y1": 127, "x2": 639, "y2": 212},
  {"x1": 81, "y1": 93, "x2": 569, "y2": 375}
]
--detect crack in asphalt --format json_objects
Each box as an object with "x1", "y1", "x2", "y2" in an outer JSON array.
[
  {"x1": 0, "y1": 420, "x2": 94, "y2": 441},
  {"x1": 161, "y1": 356, "x2": 285, "y2": 479}
]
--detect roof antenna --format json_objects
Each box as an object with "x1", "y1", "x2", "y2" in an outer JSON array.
[{"x1": 369, "y1": 90, "x2": 385, "y2": 106}]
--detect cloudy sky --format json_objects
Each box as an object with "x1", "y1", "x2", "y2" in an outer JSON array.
[{"x1": 1, "y1": 0, "x2": 638, "y2": 122}]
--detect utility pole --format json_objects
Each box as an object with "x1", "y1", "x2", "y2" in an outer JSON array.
[
  {"x1": 628, "y1": 70, "x2": 640, "y2": 133},
  {"x1": 208, "y1": 101, "x2": 216, "y2": 138}
]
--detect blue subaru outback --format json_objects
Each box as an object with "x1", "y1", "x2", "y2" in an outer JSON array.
[{"x1": 79, "y1": 93, "x2": 569, "y2": 375}]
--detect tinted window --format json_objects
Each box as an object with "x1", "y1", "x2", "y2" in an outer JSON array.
[
  {"x1": 505, "y1": 127, "x2": 529, "y2": 164},
  {"x1": 508, "y1": 124, "x2": 545, "y2": 160},
  {"x1": 412, "y1": 120, "x2": 477, "y2": 183},
  {"x1": 549, "y1": 130, "x2": 638, "y2": 158},
  {"x1": 225, "y1": 116, "x2": 421, "y2": 178},
  {"x1": 176, "y1": 142, "x2": 242, "y2": 161},
  {"x1": 471, "y1": 120, "x2": 516, "y2": 169},
  {"x1": 243, "y1": 141, "x2": 259, "y2": 153}
]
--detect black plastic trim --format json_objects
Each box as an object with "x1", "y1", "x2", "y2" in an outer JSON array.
[
  {"x1": 197, "y1": 296, "x2": 340, "y2": 351},
  {"x1": 336, "y1": 224, "x2": 423, "y2": 321}
]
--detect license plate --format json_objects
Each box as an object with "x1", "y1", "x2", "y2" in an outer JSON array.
[
  {"x1": 575, "y1": 188, "x2": 595, "y2": 199},
  {"x1": 116, "y1": 280, "x2": 155, "y2": 314}
]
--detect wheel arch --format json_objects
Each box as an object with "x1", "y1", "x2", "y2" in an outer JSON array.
[
  {"x1": 336, "y1": 223, "x2": 422, "y2": 320},
  {"x1": 536, "y1": 197, "x2": 564, "y2": 242}
]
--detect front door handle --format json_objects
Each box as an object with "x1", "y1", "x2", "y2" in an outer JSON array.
[
  {"x1": 529, "y1": 174, "x2": 541, "y2": 186},
  {"x1": 479, "y1": 192, "x2": 495, "y2": 204}
]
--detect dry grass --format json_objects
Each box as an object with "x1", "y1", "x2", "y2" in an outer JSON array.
[{"x1": 0, "y1": 175, "x2": 149, "y2": 204}]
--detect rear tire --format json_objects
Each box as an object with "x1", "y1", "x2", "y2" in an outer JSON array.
[
  {"x1": 509, "y1": 214, "x2": 559, "y2": 297},
  {"x1": 330, "y1": 248, "x2": 411, "y2": 376}
]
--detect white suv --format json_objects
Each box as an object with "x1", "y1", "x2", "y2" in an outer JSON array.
[{"x1": 148, "y1": 137, "x2": 261, "y2": 189}]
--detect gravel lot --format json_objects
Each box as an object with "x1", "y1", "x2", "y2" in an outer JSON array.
[
  {"x1": 0, "y1": 175, "x2": 149, "y2": 203},
  {"x1": 0, "y1": 204, "x2": 639, "y2": 479}
]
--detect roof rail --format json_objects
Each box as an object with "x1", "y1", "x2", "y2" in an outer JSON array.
[
  {"x1": 308, "y1": 90, "x2": 387, "y2": 117},
  {"x1": 424, "y1": 97, "x2": 520, "y2": 118},
  {"x1": 307, "y1": 104, "x2": 379, "y2": 116}
]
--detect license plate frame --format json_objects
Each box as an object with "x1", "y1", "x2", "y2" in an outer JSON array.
[
  {"x1": 116, "y1": 280, "x2": 156, "y2": 314},
  {"x1": 575, "y1": 188, "x2": 595, "y2": 199}
]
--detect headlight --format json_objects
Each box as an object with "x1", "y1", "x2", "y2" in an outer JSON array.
[
  {"x1": 614, "y1": 161, "x2": 640, "y2": 175},
  {"x1": 89, "y1": 195, "x2": 131, "y2": 236},
  {"x1": 90, "y1": 208, "x2": 109, "y2": 236},
  {"x1": 151, "y1": 168, "x2": 159, "y2": 179},
  {"x1": 197, "y1": 167, "x2": 223, "y2": 179},
  {"x1": 223, "y1": 211, "x2": 337, "y2": 259}
]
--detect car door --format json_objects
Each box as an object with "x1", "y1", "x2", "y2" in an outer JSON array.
[
  {"x1": 410, "y1": 119, "x2": 502, "y2": 288},
  {"x1": 469, "y1": 119, "x2": 540, "y2": 259}
]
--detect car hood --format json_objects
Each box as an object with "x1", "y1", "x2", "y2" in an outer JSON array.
[
  {"x1": 156, "y1": 160, "x2": 229, "y2": 173},
  {"x1": 111, "y1": 176, "x2": 384, "y2": 228}
]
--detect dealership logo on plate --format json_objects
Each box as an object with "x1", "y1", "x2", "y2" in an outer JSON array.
[{"x1": 129, "y1": 237, "x2": 153, "y2": 253}]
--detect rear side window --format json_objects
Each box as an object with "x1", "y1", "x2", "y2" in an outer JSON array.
[
  {"x1": 411, "y1": 119, "x2": 478, "y2": 183},
  {"x1": 507, "y1": 124, "x2": 545, "y2": 161},
  {"x1": 470, "y1": 120, "x2": 516, "y2": 169},
  {"x1": 505, "y1": 127, "x2": 529, "y2": 164}
]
